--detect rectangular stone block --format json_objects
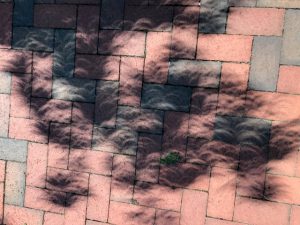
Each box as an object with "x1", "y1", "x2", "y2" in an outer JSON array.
[
  {"x1": 257, "y1": 0, "x2": 300, "y2": 8},
  {"x1": 281, "y1": 10, "x2": 300, "y2": 66},
  {"x1": 13, "y1": 27, "x2": 54, "y2": 52},
  {"x1": 0, "y1": 94, "x2": 9, "y2": 137},
  {"x1": 249, "y1": 36, "x2": 282, "y2": 91},
  {"x1": 199, "y1": 0, "x2": 228, "y2": 34},
  {"x1": 0, "y1": 3, "x2": 12, "y2": 48},
  {"x1": 52, "y1": 77, "x2": 96, "y2": 103},
  {"x1": 5, "y1": 161, "x2": 26, "y2": 206},
  {"x1": 53, "y1": 29, "x2": 75, "y2": 78},
  {"x1": 0, "y1": 137, "x2": 27, "y2": 162},
  {"x1": 141, "y1": 84, "x2": 192, "y2": 112},
  {"x1": 13, "y1": 0, "x2": 33, "y2": 26},
  {"x1": 229, "y1": 0, "x2": 256, "y2": 6},
  {"x1": 0, "y1": 72, "x2": 11, "y2": 94},
  {"x1": 101, "y1": 0, "x2": 124, "y2": 29},
  {"x1": 168, "y1": 60, "x2": 221, "y2": 88},
  {"x1": 0, "y1": 49, "x2": 32, "y2": 73}
]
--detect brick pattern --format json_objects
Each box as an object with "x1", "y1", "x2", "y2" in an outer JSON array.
[{"x1": 0, "y1": 1, "x2": 299, "y2": 225}]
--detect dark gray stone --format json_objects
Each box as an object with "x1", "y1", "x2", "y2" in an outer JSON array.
[
  {"x1": 0, "y1": 137, "x2": 28, "y2": 162},
  {"x1": 13, "y1": 0, "x2": 34, "y2": 26},
  {"x1": 52, "y1": 77, "x2": 96, "y2": 103},
  {"x1": 141, "y1": 84, "x2": 192, "y2": 112},
  {"x1": 281, "y1": 10, "x2": 300, "y2": 65},
  {"x1": 249, "y1": 36, "x2": 282, "y2": 91},
  {"x1": 168, "y1": 60, "x2": 221, "y2": 88},
  {"x1": 229, "y1": 0, "x2": 256, "y2": 6},
  {"x1": 53, "y1": 29, "x2": 76, "y2": 78},
  {"x1": 13, "y1": 27, "x2": 54, "y2": 52},
  {"x1": 199, "y1": 0, "x2": 228, "y2": 34},
  {"x1": 101, "y1": 0, "x2": 124, "y2": 29}
]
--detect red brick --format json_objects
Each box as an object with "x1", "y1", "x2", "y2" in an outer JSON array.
[
  {"x1": 171, "y1": 6, "x2": 199, "y2": 59},
  {"x1": 0, "y1": 160, "x2": 5, "y2": 182},
  {"x1": 0, "y1": 94, "x2": 10, "y2": 137},
  {"x1": 181, "y1": 189, "x2": 207, "y2": 225},
  {"x1": 218, "y1": 63, "x2": 249, "y2": 116},
  {"x1": 205, "y1": 218, "x2": 246, "y2": 225},
  {"x1": 233, "y1": 196, "x2": 290, "y2": 225},
  {"x1": 227, "y1": 8, "x2": 284, "y2": 36},
  {"x1": 48, "y1": 123, "x2": 70, "y2": 169},
  {"x1": 297, "y1": 151, "x2": 300, "y2": 177},
  {"x1": 155, "y1": 210, "x2": 180, "y2": 225},
  {"x1": 188, "y1": 114, "x2": 215, "y2": 140},
  {"x1": 144, "y1": 32, "x2": 171, "y2": 83},
  {"x1": 197, "y1": 34, "x2": 253, "y2": 62},
  {"x1": 191, "y1": 88, "x2": 218, "y2": 115},
  {"x1": 159, "y1": 163, "x2": 210, "y2": 191},
  {"x1": 70, "y1": 122, "x2": 93, "y2": 149},
  {"x1": 32, "y1": 52, "x2": 53, "y2": 98},
  {"x1": 111, "y1": 155, "x2": 135, "y2": 203},
  {"x1": 86, "y1": 221, "x2": 109, "y2": 225},
  {"x1": 24, "y1": 186, "x2": 65, "y2": 214},
  {"x1": 77, "y1": 5, "x2": 100, "y2": 54},
  {"x1": 72, "y1": 102, "x2": 95, "y2": 124},
  {"x1": 44, "y1": 212, "x2": 64, "y2": 225},
  {"x1": 207, "y1": 167, "x2": 236, "y2": 220},
  {"x1": 0, "y1": 183, "x2": 3, "y2": 222},
  {"x1": 134, "y1": 182, "x2": 182, "y2": 211},
  {"x1": 26, "y1": 143, "x2": 47, "y2": 188},
  {"x1": 30, "y1": 98, "x2": 72, "y2": 123},
  {"x1": 265, "y1": 174, "x2": 300, "y2": 204},
  {"x1": 75, "y1": 54, "x2": 120, "y2": 80},
  {"x1": 10, "y1": 74, "x2": 31, "y2": 118},
  {"x1": 46, "y1": 167, "x2": 89, "y2": 195},
  {"x1": 0, "y1": 3, "x2": 12, "y2": 48},
  {"x1": 137, "y1": 134, "x2": 161, "y2": 183},
  {"x1": 34, "y1": 4, "x2": 76, "y2": 28},
  {"x1": 9, "y1": 117, "x2": 48, "y2": 143},
  {"x1": 119, "y1": 57, "x2": 143, "y2": 107},
  {"x1": 277, "y1": 65, "x2": 300, "y2": 95},
  {"x1": 290, "y1": 205, "x2": 300, "y2": 225},
  {"x1": 87, "y1": 174, "x2": 111, "y2": 222},
  {"x1": 162, "y1": 111, "x2": 189, "y2": 157},
  {"x1": 245, "y1": 91, "x2": 300, "y2": 121},
  {"x1": 3, "y1": 205, "x2": 43, "y2": 225},
  {"x1": 124, "y1": 5, "x2": 173, "y2": 31},
  {"x1": 0, "y1": 49, "x2": 32, "y2": 73},
  {"x1": 98, "y1": 30, "x2": 146, "y2": 56},
  {"x1": 268, "y1": 120, "x2": 300, "y2": 176},
  {"x1": 64, "y1": 195, "x2": 87, "y2": 225},
  {"x1": 69, "y1": 149, "x2": 113, "y2": 175},
  {"x1": 108, "y1": 201, "x2": 156, "y2": 225}
]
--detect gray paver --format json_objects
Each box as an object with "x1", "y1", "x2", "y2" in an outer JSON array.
[
  {"x1": 281, "y1": 10, "x2": 300, "y2": 66},
  {"x1": 101, "y1": 0, "x2": 124, "y2": 29},
  {"x1": 229, "y1": 0, "x2": 256, "y2": 6},
  {"x1": 257, "y1": 0, "x2": 300, "y2": 8},
  {"x1": 249, "y1": 36, "x2": 282, "y2": 91},
  {"x1": 0, "y1": 94, "x2": 9, "y2": 137},
  {"x1": 13, "y1": 0, "x2": 34, "y2": 26},
  {"x1": 0, "y1": 72, "x2": 11, "y2": 94},
  {"x1": 0, "y1": 137, "x2": 28, "y2": 162}
]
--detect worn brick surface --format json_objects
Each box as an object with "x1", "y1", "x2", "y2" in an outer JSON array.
[
  {"x1": 0, "y1": 94, "x2": 9, "y2": 137},
  {"x1": 0, "y1": 72, "x2": 11, "y2": 94},
  {"x1": 277, "y1": 65, "x2": 300, "y2": 94},
  {"x1": 101, "y1": 0, "x2": 124, "y2": 29},
  {"x1": 257, "y1": 0, "x2": 300, "y2": 8},
  {"x1": 0, "y1": 3, "x2": 12, "y2": 48}
]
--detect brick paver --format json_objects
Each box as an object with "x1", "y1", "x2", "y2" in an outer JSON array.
[{"x1": 1, "y1": 1, "x2": 300, "y2": 225}]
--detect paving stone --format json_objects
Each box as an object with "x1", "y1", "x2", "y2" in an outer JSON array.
[
  {"x1": 56, "y1": 0, "x2": 100, "y2": 3},
  {"x1": 213, "y1": 115, "x2": 271, "y2": 147},
  {"x1": 71, "y1": 102, "x2": 95, "y2": 124},
  {"x1": 52, "y1": 77, "x2": 96, "y2": 103},
  {"x1": 168, "y1": 60, "x2": 221, "y2": 88},
  {"x1": 188, "y1": 114, "x2": 216, "y2": 140},
  {"x1": 257, "y1": 0, "x2": 300, "y2": 8},
  {"x1": 77, "y1": 5, "x2": 100, "y2": 54},
  {"x1": 0, "y1": 72, "x2": 11, "y2": 94},
  {"x1": 0, "y1": 137, "x2": 27, "y2": 162},
  {"x1": 34, "y1": 4, "x2": 76, "y2": 28},
  {"x1": 290, "y1": 206, "x2": 300, "y2": 225},
  {"x1": 95, "y1": 80, "x2": 119, "y2": 127},
  {"x1": 0, "y1": 3, "x2": 12, "y2": 48},
  {"x1": 64, "y1": 195, "x2": 87, "y2": 225},
  {"x1": 0, "y1": 160, "x2": 5, "y2": 182},
  {"x1": 227, "y1": 8, "x2": 284, "y2": 36},
  {"x1": 199, "y1": 0, "x2": 228, "y2": 34},
  {"x1": 4, "y1": 205, "x2": 43, "y2": 225},
  {"x1": 5, "y1": 161, "x2": 26, "y2": 206},
  {"x1": 141, "y1": 84, "x2": 192, "y2": 112},
  {"x1": 229, "y1": 0, "x2": 256, "y2": 6},
  {"x1": 197, "y1": 34, "x2": 253, "y2": 62},
  {"x1": 155, "y1": 210, "x2": 180, "y2": 225},
  {"x1": 101, "y1": 0, "x2": 124, "y2": 29},
  {"x1": 44, "y1": 212, "x2": 64, "y2": 225},
  {"x1": 124, "y1": 5, "x2": 173, "y2": 31},
  {"x1": 0, "y1": 49, "x2": 32, "y2": 73},
  {"x1": 144, "y1": 32, "x2": 171, "y2": 83},
  {"x1": 149, "y1": 0, "x2": 199, "y2": 5},
  {"x1": 248, "y1": 37, "x2": 281, "y2": 91},
  {"x1": 281, "y1": 10, "x2": 300, "y2": 66},
  {"x1": 13, "y1": 27, "x2": 54, "y2": 52},
  {"x1": 116, "y1": 106, "x2": 164, "y2": 134},
  {"x1": 53, "y1": 29, "x2": 76, "y2": 78},
  {"x1": 13, "y1": 0, "x2": 33, "y2": 26},
  {"x1": 0, "y1": 94, "x2": 10, "y2": 137},
  {"x1": 70, "y1": 122, "x2": 93, "y2": 149},
  {"x1": 277, "y1": 66, "x2": 300, "y2": 94},
  {"x1": 92, "y1": 126, "x2": 138, "y2": 155}
]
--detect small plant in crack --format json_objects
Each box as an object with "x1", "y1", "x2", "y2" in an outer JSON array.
[
  {"x1": 160, "y1": 152, "x2": 181, "y2": 165},
  {"x1": 130, "y1": 198, "x2": 139, "y2": 205}
]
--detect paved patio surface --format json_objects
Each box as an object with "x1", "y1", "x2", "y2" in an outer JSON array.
[{"x1": 0, "y1": 0, "x2": 300, "y2": 224}]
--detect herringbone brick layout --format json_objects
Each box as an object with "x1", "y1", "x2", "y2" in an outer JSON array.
[{"x1": 0, "y1": 0, "x2": 300, "y2": 224}]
